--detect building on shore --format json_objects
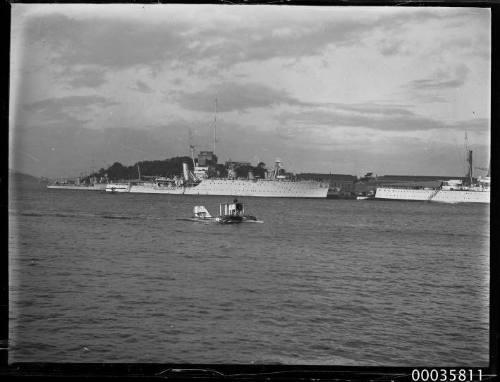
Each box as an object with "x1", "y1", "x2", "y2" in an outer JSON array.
[
  {"x1": 296, "y1": 173, "x2": 357, "y2": 197},
  {"x1": 225, "y1": 161, "x2": 252, "y2": 168}
]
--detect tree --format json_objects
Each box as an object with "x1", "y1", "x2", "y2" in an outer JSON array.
[
  {"x1": 254, "y1": 162, "x2": 267, "y2": 178},
  {"x1": 89, "y1": 157, "x2": 194, "y2": 181},
  {"x1": 215, "y1": 164, "x2": 228, "y2": 178},
  {"x1": 235, "y1": 165, "x2": 252, "y2": 178}
]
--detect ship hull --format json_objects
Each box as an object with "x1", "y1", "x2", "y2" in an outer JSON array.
[
  {"x1": 432, "y1": 189, "x2": 490, "y2": 203},
  {"x1": 47, "y1": 184, "x2": 107, "y2": 191},
  {"x1": 129, "y1": 183, "x2": 184, "y2": 195},
  {"x1": 185, "y1": 179, "x2": 328, "y2": 198},
  {"x1": 375, "y1": 187, "x2": 490, "y2": 203},
  {"x1": 124, "y1": 179, "x2": 328, "y2": 198}
]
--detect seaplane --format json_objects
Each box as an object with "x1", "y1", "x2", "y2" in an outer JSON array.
[{"x1": 181, "y1": 199, "x2": 263, "y2": 224}]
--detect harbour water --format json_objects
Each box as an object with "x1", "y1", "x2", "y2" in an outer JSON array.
[{"x1": 9, "y1": 181, "x2": 490, "y2": 365}]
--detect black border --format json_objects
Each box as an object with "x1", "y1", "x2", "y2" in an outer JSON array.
[
  {"x1": 2, "y1": 1, "x2": 498, "y2": 380},
  {"x1": 1, "y1": 0, "x2": 10, "y2": 371}
]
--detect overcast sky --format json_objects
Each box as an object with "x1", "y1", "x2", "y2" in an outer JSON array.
[{"x1": 10, "y1": 4, "x2": 491, "y2": 178}]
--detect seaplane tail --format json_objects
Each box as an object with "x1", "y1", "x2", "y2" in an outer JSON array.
[{"x1": 193, "y1": 206, "x2": 212, "y2": 219}]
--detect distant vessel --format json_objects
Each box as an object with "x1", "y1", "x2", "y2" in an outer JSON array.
[
  {"x1": 375, "y1": 150, "x2": 490, "y2": 204},
  {"x1": 356, "y1": 189, "x2": 375, "y2": 200},
  {"x1": 375, "y1": 180, "x2": 490, "y2": 203},
  {"x1": 105, "y1": 183, "x2": 131, "y2": 193},
  {"x1": 47, "y1": 175, "x2": 107, "y2": 191}
]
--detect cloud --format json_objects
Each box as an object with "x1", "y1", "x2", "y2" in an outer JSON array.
[
  {"x1": 171, "y1": 82, "x2": 311, "y2": 112},
  {"x1": 21, "y1": 7, "x2": 473, "y2": 73},
  {"x1": 194, "y1": 20, "x2": 374, "y2": 68},
  {"x1": 23, "y1": 95, "x2": 117, "y2": 112},
  {"x1": 410, "y1": 78, "x2": 464, "y2": 91},
  {"x1": 377, "y1": 39, "x2": 405, "y2": 56},
  {"x1": 19, "y1": 95, "x2": 118, "y2": 129},
  {"x1": 64, "y1": 67, "x2": 107, "y2": 88},
  {"x1": 191, "y1": 8, "x2": 486, "y2": 69},
  {"x1": 452, "y1": 118, "x2": 490, "y2": 134},
  {"x1": 133, "y1": 80, "x2": 153, "y2": 93},
  {"x1": 23, "y1": 13, "x2": 192, "y2": 69},
  {"x1": 408, "y1": 64, "x2": 469, "y2": 91},
  {"x1": 278, "y1": 103, "x2": 489, "y2": 133}
]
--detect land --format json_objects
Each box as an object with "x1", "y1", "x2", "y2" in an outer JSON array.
[{"x1": 8, "y1": 170, "x2": 42, "y2": 184}]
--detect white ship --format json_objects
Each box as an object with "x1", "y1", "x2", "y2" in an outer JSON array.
[
  {"x1": 375, "y1": 179, "x2": 490, "y2": 203},
  {"x1": 183, "y1": 176, "x2": 328, "y2": 198},
  {"x1": 114, "y1": 176, "x2": 185, "y2": 194},
  {"x1": 375, "y1": 151, "x2": 490, "y2": 204},
  {"x1": 47, "y1": 175, "x2": 107, "y2": 191}
]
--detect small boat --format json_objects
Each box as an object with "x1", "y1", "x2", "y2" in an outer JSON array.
[
  {"x1": 182, "y1": 200, "x2": 263, "y2": 224},
  {"x1": 105, "y1": 183, "x2": 131, "y2": 193}
]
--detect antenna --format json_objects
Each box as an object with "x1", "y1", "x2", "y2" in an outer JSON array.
[
  {"x1": 467, "y1": 150, "x2": 473, "y2": 186},
  {"x1": 213, "y1": 98, "x2": 217, "y2": 153},
  {"x1": 464, "y1": 130, "x2": 469, "y2": 178},
  {"x1": 190, "y1": 145, "x2": 196, "y2": 168},
  {"x1": 188, "y1": 127, "x2": 194, "y2": 147},
  {"x1": 463, "y1": 130, "x2": 474, "y2": 185}
]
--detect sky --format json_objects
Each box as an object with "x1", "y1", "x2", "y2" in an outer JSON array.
[{"x1": 9, "y1": 4, "x2": 491, "y2": 178}]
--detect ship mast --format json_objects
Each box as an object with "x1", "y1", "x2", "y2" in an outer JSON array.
[
  {"x1": 464, "y1": 130, "x2": 473, "y2": 185},
  {"x1": 467, "y1": 150, "x2": 473, "y2": 186},
  {"x1": 190, "y1": 145, "x2": 196, "y2": 168},
  {"x1": 213, "y1": 98, "x2": 217, "y2": 153}
]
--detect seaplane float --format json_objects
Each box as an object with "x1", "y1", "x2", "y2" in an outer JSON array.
[{"x1": 179, "y1": 200, "x2": 263, "y2": 224}]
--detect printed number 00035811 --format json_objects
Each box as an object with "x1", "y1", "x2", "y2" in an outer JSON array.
[{"x1": 411, "y1": 369, "x2": 483, "y2": 382}]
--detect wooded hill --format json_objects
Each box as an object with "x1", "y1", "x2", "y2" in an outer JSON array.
[{"x1": 87, "y1": 157, "x2": 268, "y2": 181}]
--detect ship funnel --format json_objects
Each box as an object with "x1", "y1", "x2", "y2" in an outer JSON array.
[
  {"x1": 467, "y1": 150, "x2": 473, "y2": 185},
  {"x1": 182, "y1": 162, "x2": 190, "y2": 181}
]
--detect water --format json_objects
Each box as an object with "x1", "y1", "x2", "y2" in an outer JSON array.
[{"x1": 9, "y1": 182, "x2": 490, "y2": 365}]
